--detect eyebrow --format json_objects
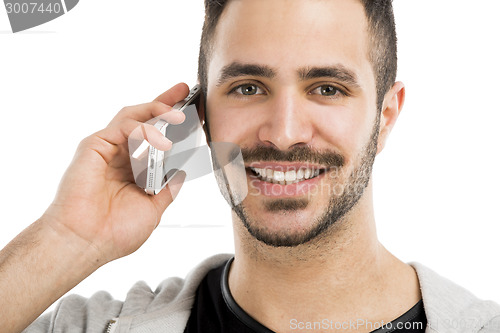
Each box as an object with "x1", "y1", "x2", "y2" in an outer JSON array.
[
  {"x1": 216, "y1": 62, "x2": 361, "y2": 89},
  {"x1": 217, "y1": 62, "x2": 277, "y2": 87},
  {"x1": 298, "y1": 65, "x2": 361, "y2": 89}
]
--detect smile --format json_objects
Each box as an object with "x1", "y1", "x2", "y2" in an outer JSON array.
[{"x1": 249, "y1": 167, "x2": 328, "y2": 185}]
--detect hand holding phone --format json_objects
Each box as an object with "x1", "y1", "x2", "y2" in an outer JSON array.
[
  {"x1": 129, "y1": 84, "x2": 205, "y2": 195},
  {"x1": 45, "y1": 83, "x2": 190, "y2": 263},
  {"x1": 0, "y1": 83, "x2": 194, "y2": 333}
]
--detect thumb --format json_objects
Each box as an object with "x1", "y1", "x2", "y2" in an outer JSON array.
[{"x1": 151, "y1": 170, "x2": 187, "y2": 214}]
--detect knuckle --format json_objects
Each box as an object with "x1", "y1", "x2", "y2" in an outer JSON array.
[
  {"x1": 76, "y1": 135, "x2": 95, "y2": 151},
  {"x1": 151, "y1": 100, "x2": 170, "y2": 112},
  {"x1": 119, "y1": 106, "x2": 132, "y2": 115},
  {"x1": 79, "y1": 134, "x2": 93, "y2": 146}
]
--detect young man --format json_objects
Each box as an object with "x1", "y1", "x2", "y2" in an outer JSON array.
[{"x1": 1, "y1": 0, "x2": 499, "y2": 332}]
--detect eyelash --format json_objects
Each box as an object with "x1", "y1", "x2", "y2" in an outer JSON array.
[
  {"x1": 228, "y1": 82, "x2": 267, "y2": 98},
  {"x1": 309, "y1": 84, "x2": 349, "y2": 99},
  {"x1": 229, "y1": 83, "x2": 266, "y2": 97},
  {"x1": 228, "y1": 82, "x2": 349, "y2": 99}
]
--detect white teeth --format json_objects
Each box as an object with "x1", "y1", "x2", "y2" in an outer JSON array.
[
  {"x1": 273, "y1": 171, "x2": 285, "y2": 182},
  {"x1": 284, "y1": 170, "x2": 296, "y2": 181},
  {"x1": 250, "y1": 167, "x2": 324, "y2": 184}
]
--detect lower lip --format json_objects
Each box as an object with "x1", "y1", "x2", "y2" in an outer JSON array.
[{"x1": 246, "y1": 170, "x2": 327, "y2": 198}]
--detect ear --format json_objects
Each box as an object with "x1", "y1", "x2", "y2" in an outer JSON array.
[
  {"x1": 196, "y1": 87, "x2": 212, "y2": 146},
  {"x1": 377, "y1": 81, "x2": 405, "y2": 154},
  {"x1": 197, "y1": 88, "x2": 205, "y2": 124}
]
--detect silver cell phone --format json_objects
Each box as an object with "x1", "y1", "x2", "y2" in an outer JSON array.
[{"x1": 142, "y1": 84, "x2": 202, "y2": 195}]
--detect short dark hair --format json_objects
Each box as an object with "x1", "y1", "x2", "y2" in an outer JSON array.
[{"x1": 198, "y1": 0, "x2": 397, "y2": 111}]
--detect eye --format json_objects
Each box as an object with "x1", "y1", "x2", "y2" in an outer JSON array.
[
  {"x1": 231, "y1": 84, "x2": 266, "y2": 96},
  {"x1": 310, "y1": 85, "x2": 345, "y2": 98}
]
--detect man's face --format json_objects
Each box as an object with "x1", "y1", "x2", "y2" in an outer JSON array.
[{"x1": 206, "y1": 0, "x2": 380, "y2": 246}]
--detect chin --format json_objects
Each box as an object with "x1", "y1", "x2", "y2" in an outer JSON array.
[{"x1": 234, "y1": 199, "x2": 330, "y2": 247}]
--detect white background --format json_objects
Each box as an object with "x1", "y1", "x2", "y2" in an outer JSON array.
[{"x1": 1, "y1": 0, "x2": 499, "y2": 317}]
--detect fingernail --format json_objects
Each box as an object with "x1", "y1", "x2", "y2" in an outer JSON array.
[{"x1": 158, "y1": 136, "x2": 172, "y2": 151}]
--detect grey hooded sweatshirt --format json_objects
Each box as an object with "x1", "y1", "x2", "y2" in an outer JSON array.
[{"x1": 24, "y1": 253, "x2": 500, "y2": 333}]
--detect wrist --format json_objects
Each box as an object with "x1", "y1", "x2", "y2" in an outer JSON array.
[
  {"x1": 0, "y1": 213, "x2": 104, "y2": 333},
  {"x1": 38, "y1": 211, "x2": 106, "y2": 275}
]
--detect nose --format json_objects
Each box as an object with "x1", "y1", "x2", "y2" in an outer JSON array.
[{"x1": 257, "y1": 90, "x2": 313, "y2": 151}]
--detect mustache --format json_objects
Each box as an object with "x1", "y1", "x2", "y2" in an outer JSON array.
[{"x1": 241, "y1": 145, "x2": 345, "y2": 168}]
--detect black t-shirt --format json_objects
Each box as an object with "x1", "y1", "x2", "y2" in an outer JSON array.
[{"x1": 184, "y1": 257, "x2": 427, "y2": 332}]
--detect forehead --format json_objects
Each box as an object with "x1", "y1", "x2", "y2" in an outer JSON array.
[{"x1": 208, "y1": 0, "x2": 373, "y2": 85}]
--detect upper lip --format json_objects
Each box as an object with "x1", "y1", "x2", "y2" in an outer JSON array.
[{"x1": 245, "y1": 162, "x2": 328, "y2": 171}]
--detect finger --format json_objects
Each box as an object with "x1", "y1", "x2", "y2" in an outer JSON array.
[
  {"x1": 152, "y1": 171, "x2": 187, "y2": 224},
  {"x1": 95, "y1": 119, "x2": 173, "y2": 163},
  {"x1": 109, "y1": 81, "x2": 189, "y2": 125},
  {"x1": 137, "y1": 123, "x2": 173, "y2": 151},
  {"x1": 82, "y1": 83, "x2": 191, "y2": 164},
  {"x1": 154, "y1": 82, "x2": 189, "y2": 105},
  {"x1": 110, "y1": 100, "x2": 186, "y2": 125},
  {"x1": 157, "y1": 109, "x2": 186, "y2": 125}
]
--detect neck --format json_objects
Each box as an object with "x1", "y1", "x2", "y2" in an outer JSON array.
[{"x1": 228, "y1": 186, "x2": 421, "y2": 332}]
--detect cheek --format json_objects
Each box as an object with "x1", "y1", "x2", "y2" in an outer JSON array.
[
  {"x1": 207, "y1": 98, "x2": 374, "y2": 159},
  {"x1": 207, "y1": 103, "x2": 262, "y2": 143},
  {"x1": 312, "y1": 102, "x2": 375, "y2": 165},
  {"x1": 313, "y1": 105, "x2": 361, "y2": 148}
]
